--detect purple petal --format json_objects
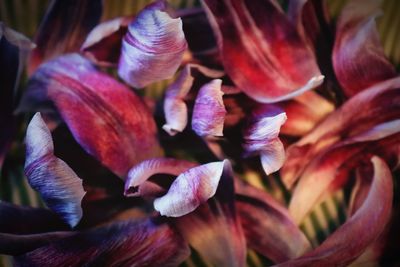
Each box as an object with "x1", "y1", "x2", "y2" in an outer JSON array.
[
  {"x1": 15, "y1": 218, "x2": 190, "y2": 267},
  {"x1": 25, "y1": 113, "x2": 85, "y2": 228},
  {"x1": 192, "y1": 79, "x2": 226, "y2": 137},
  {"x1": 20, "y1": 54, "x2": 161, "y2": 177},
  {"x1": 28, "y1": 0, "x2": 102, "y2": 75},
  {"x1": 333, "y1": 0, "x2": 396, "y2": 97},
  {"x1": 154, "y1": 160, "x2": 228, "y2": 217},
  {"x1": 118, "y1": 0, "x2": 187, "y2": 88}
]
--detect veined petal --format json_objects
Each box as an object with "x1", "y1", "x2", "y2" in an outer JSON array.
[
  {"x1": 333, "y1": 0, "x2": 396, "y2": 97},
  {"x1": 28, "y1": 0, "x2": 102, "y2": 75},
  {"x1": 277, "y1": 156, "x2": 393, "y2": 266},
  {"x1": 118, "y1": 0, "x2": 187, "y2": 88},
  {"x1": 236, "y1": 181, "x2": 311, "y2": 263},
  {"x1": 81, "y1": 16, "x2": 132, "y2": 67},
  {"x1": 192, "y1": 79, "x2": 226, "y2": 137},
  {"x1": 20, "y1": 54, "x2": 161, "y2": 177},
  {"x1": 202, "y1": 0, "x2": 323, "y2": 103},
  {"x1": 15, "y1": 218, "x2": 190, "y2": 267},
  {"x1": 25, "y1": 113, "x2": 85, "y2": 228},
  {"x1": 154, "y1": 160, "x2": 228, "y2": 217}
]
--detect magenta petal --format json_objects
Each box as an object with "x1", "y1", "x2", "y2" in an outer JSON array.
[
  {"x1": 278, "y1": 156, "x2": 393, "y2": 267},
  {"x1": 202, "y1": 0, "x2": 323, "y2": 103},
  {"x1": 28, "y1": 0, "x2": 102, "y2": 75},
  {"x1": 192, "y1": 79, "x2": 226, "y2": 137},
  {"x1": 118, "y1": 1, "x2": 187, "y2": 88},
  {"x1": 15, "y1": 218, "x2": 190, "y2": 267},
  {"x1": 81, "y1": 16, "x2": 132, "y2": 67},
  {"x1": 332, "y1": 0, "x2": 396, "y2": 97},
  {"x1": 25, "y1": 113, "x2": 85, "y2": 228},
  {"x1": 154, "y1": 160, "x2": 228, "y2": 217},
  {"x1": 20, "y1": 54, "x2": 161, "y2": 177}
]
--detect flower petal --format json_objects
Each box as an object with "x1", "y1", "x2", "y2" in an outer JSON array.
[
  {"x1": 332, "y1": 0, "x2": 396, "y2": 97},
  {"x1": 118, "y1": 0, "x2": 187, "y2": 88},
  {"x1": 25, "y1": 113, "x2": 85, "y2": 228},
  {"x1": 81, "y1": 16, "x2": 132, "y2": 67},
  {"x1": 20, "y1": 54, "x2": 161, "y2": 177},
  {"x1": 28, "y1": 0, "x2": 102, "y2": 75},
  {"x1": 192, "y1": 79, "x2": 226, "y2": 137},
  {"x1": 154, "y1": 160, "x2": 228, "y2": 217},
  {"x1": 15, "y1": 218, "x2": 190, "y2": 267},
  {"x1": 277, "y1": 156, "x2": 393, "y2": 266},
  {"x1": 235, "y1": 181, "x2": 311, "y2": 263},
  {"x1": 201, "y1": 0, "x2": 323, "y2": 103}
]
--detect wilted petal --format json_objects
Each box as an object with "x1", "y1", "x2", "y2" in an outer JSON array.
[
  {"x1": 24, "y1": 113, "x2": 85, "y2": 228},
  {"x1": 154, "y1": 160, "x2": 228, "y2": 217},
  {"x1": 235, "y1": 181, "x2": 311, "y2": 263},
  {"x1": 28, "y1": 0, "x2": 102, "y2": 74},
  {"x1": 277, "y1": 156, "x2": 393, "y2": 266},
  {"x1": 175, "y1": 161, "x2": 246, "y2": 267},
  {"x1": 118, "y1": 0, "x2": 187, "y2": 88},
  {"x1": 20, "y1": 54, "x2": 161, "y2": 177},
  {"x1": 202, "y1": 0, "x2": 323, "y2": 103},
  {"x1": 333, "y1": 0, "x2": 396, "y2": 97},
  {"x1": 192, "y1": 79, "x2": 226, "y2": 137},
  {"x1": 15, "y1": 218, "x2": 190, "y2": 267},
  {"x1": 81, "y1": 16, "x2": 132, "y2": 66}
]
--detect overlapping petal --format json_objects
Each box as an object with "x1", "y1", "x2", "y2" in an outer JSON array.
[
  {"x1": 19, "y1": 54, "x2": 161, "y2": 177},
  {"x1": 118, "y1": 0, "x2": 187, "y2": 88},
  {"x1": 24, "y1": 113, "x2": 86, "y2": 228},
  {"x1": 201, "y1": 0, "x2": 323, "y2": 103}
]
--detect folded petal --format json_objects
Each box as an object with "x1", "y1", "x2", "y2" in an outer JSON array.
[
  {"x1": 202, "y1": 0, "x2": 323, "y2": 103},
  {"x1": 20, "y1": 54, "x2": 161, "y2": 177},
  {"x1": 175, "y1": 161, "x2": 246, "y2": 267},
  {"x1": 24, "y1": 113, "x2": 85, "y2": 228},
  {"x1": 277, "y1": 156, "x2": 393, "y2": 266},
  {"x1": 118, "y1": 0, "x2": 187, "y2": 88},
  {"x1": 192, "y1": 79, "x2": 226, "y2": 137},
  {"x1": 15, "y1": 218, "x2": 190, "y2": 267},
  {"x1": 154, "y1": 160, "x2": 228, "y2": 217},
  {"x1": 235, "y1": 181, "x2": 311, "y2": 263},
  {"x1": 81, "y1": 16, "x2": 132, "y2": 66},
  {"x1": 28, "y1": 0, "x2": 102, "y2": 75},
  {"x1": 333, "y1": 0, "x2": 396, "y2": 97}
]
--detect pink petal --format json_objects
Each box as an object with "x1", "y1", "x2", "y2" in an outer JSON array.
[
  {"x1": 333, "y1": 0, "x2": 396, "y2": 97},
  {"x1": 28, "y1": 0, "x2": 102, "y2": 75},
  {"x1": 20, "y1": 54, "x2": 161, "y2": 177},
  {"x1": 192, "y1": 79, "x2": 226, "y2": 137},
  {"x1": 25, "y1": 113, "x2": 86, "y2": 227},
  {"x1": 277, "y1": 156, "x2": 393, "y2": 266},
  {"x1": 154, "y1": 160, "x2": 228, "y2": 217},
  {"x1": 202, "y1": 0, "x2": 323, "y2": 103},
  {"x1": 81, "y1": 16, "x2": 132, "y2": 67},
  {"x1": 118, "y1": 1, "x2": 187, "y2": 88}
]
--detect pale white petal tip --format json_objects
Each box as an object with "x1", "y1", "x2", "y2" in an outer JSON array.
[{"x1": 162, "y1": 124, "x2": 181, "y2": 136}]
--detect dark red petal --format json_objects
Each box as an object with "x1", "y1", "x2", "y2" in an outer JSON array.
[
  {"x1": 333, "y1": 0, "x2": 396, "y2": 97},
  {"x1": 20, "y1": 54, "x2": 161, "y2": 177},
  {"x1": 25, "y1": 113, "x2": 86, "y2": 228},
  {"x1": 15, "y1": 218, "x2": 190, "y2": 267},
  {"x1": 202, "y1": 0, "x2": 323, "y2": 103},
  {"x1": 28, "y1": 0, "x2": 102, "y2": 75}
]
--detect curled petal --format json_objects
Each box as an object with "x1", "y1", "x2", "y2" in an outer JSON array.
[
  {"x1": 20, "y1": 54, "x2": 160, "y2": 177},
  {"x1": 28, "y1": 0, "x2": 102, "y2": 74},
  {"x1": 81, "y1": 16, "x2": 132, "y2": 66},
  {"x1": 154, "y1": 160, "x2": 228, "y2": 217},
  {"x1": 333, "y1": 0, "x2": 396, "y2": 97},
  {"x1": 15, "y1": 219, "x2": 190, "y2": 267},
  {"x1": 118, "y1": 1, "x2": 187, "y2": 88},
  {"x1": 25, "y1": 113, "x2": 85, "y2": 228},
  {"x1": 192, "y1": 79, "x2": 226, "y2": 137},
  {"x1": 202, "y1": 0, "x2": 323, "y2": 103},
  {"x1": 278, "y1": 156, "x2": 393, "y2": 266},
  {"x1": 260, "y1": 139, "x2": 286, "y2": 176}
]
